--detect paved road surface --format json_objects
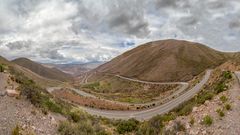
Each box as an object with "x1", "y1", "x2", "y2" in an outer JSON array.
[
  {"x1": 116, "y1": 75, "x2": 188, "y2": 85},
  {"x1": 234, "y1": 72, "x2": 240, "y2": 81},
  {"x1": 82, "y1": 70, "x2": 212, "y2": 120},
  {"x1": 115, "y1": 75, "x2": 189, "y2": 106},
  {"x1": 49, "y1": 74, "x2": 190, "y2": 107},
  {"x1": 48, "y1": 70, "x2": 211, "y2": 120}
]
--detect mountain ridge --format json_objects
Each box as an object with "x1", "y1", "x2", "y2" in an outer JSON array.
[
  {"x1": 93, "y1": 39, "x2": 233, "y2": 82},
  {"x1": 12, "y1": 57, "x2": 72, "y2": 82}
]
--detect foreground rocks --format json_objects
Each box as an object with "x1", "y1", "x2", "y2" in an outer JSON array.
[
  {"x1": 166, "y1": 74, "x2": 240, "y2": 135},
  {"x1": 0, "y1": 96, "x2": 66, "y2": 135},
  {"x1": 6, "y1": 89, "x2": 20, "y2": 97}
]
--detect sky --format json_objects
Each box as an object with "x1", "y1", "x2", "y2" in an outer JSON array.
[{"x1": 0, "y1": 0, "x2": 240, "y2": 64}]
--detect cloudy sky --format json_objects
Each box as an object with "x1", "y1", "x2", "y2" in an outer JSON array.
[{"x1": 0, "y1": 0, "x2": 240, "y2": 64}]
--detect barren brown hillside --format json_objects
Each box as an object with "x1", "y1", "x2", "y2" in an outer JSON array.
[
  {"x1": 0, "y1": 56, "x2": 62, "y2": 87},
  {"x1": 12, "y1": 58, "x2": 72, "y2": 82},
  {"x1": 94, "y1": 39, "x2": 230, "y2": 82}
]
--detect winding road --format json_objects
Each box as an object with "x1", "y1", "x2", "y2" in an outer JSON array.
[
  {"x1": 81, "y1": 70, "x2": 212, "y2": 120},
  {"x1": 48, "y1": 70, "x2": 212, "y2": 120},
  {"x1": 51, "y1": 73, "x2": 190, "y2": 107},
  {"x1": 234, "y1": 71, "x2": 240, "y2": 81},
  {"x1": 115, "y1": 75, "x2": 189, "y2": 106}
]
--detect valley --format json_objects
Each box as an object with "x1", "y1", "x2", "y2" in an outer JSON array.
[{"x1": 1, "y1": 39, "x2": 240, "y2": 134}]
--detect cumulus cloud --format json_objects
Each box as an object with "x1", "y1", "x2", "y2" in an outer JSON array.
[{"x1": 0, "y1": 0, "x2": 240, "y2": 63}]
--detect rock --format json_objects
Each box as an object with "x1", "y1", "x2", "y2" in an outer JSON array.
[
  {"x1": 31, "y1": 126, "x2": 36, "y2": 131},
  {"x1": 50, "y1": 116, "x2": 57, "y2": 124},
  {"x1": 204, "y1": 100, "x2": 210, "y2": 105},
  {"x1": 0, "y1": 91, "x2": 6, "y2": 96},
  {"x1": 6, "y1": 89, "x2": 20, "y2": 97},
  {"x1": 186, "y1": 123, "x2": 191, "y2": 129},
  {"x1": 192, "y1": 107, "x2": 198, "y2": 112},
  {"x1": 190, "y1": 130, "x2": 199, "y2": 135},
  {"x1": 202, "y1": 130, "x2": 207, "y2": 134}
]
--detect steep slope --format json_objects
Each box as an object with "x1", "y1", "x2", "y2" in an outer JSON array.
[
  {"x1": 12, "y1": 58, "x2": 72, "y2": 82},
  {"x1": 0, "y1": 56, "x2": 62, "y2": 87},
  {"x1": 95, "y1": 39, "x2": 230, "y2": 82}
]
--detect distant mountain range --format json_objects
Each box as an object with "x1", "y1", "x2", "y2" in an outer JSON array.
[{"x1": 42, "y1": 61, "x2": 104, "y2": 76}]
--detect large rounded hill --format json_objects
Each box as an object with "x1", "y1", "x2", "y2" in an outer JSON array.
[{"x1": 94, "y1": 39, "x2": 230, "y2": 82}]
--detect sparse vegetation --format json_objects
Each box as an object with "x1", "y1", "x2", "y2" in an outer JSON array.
[
  {"x1": 202, "y1": 115, "x2": 213, "y2": 126},
  {"x1": 12, "y1": 125, "x2": 20, "y2": 135},
  {"x1": 214, "y1": 71, "x2": 232, "y2": 94},
  {"x1": 8, "y1": 66, "x2": 109, "y2": 135},
  {"x1": 135, "y1": 113, "x2": 176, "y2": 135},
  {"x1": 58, "y1": 109, "x2": 108, "y2": 135},
  {"x1": 80, "y1": 75, "x2": 178, "y2": 104},
  {"x1": 172, "y1": 121, "x2": 186, "y2": 132},
  {"x1": 216, "y1": 109, "x2": 225, "y2": 117},
  {"x1": 0, "y1": 64, "x2": 5, "y2": 72},
  {"x1": 225, "y1": 103, "x2": 231, "y2": 110},
  {"x1": 189, "y1": 116, "x2": 195, "y2": 125},
  {"x1": 7, "y1": 69, "x2": 107, "y2": 135},
  {"x1": 172, "y1": 70, "x2": 233, "y2": 117},
  {"x1": 116, "y1": 119, "x2": 139, "y2": 134},
  {"x1": 220, "y1": 95, "x2": 228, "y2": 103},
  {"x1": 223, "y1": 71, "x2": 232, "y2": 79},
  {"x1": 69, "y1": 110, "x2": 88, "y2": 123},
  {"x1": 9, "y1": 66, "x2": 69, "y2": 115},
  {"x1": 83, "y1": 82, "x2": 100, "y2": 90}
]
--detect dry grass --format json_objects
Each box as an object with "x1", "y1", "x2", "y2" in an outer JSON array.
[
  {"x1": 94, "y1": 39, "x2": 228, "y2": 82},
  {"x1": 79, "y1": 74, "x2": 178, "y2": 103},
  {"x1": 52, "y1": 89, "x2": 131, "y2": 110}
]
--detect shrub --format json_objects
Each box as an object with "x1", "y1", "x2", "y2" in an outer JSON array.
[
  {"x1": 215, "y1": 83, "x2": 227, "y2": 94},
  {"x1": 202, "y1": 115, "x2": 213, "y2": 126},
  {"x1": 83, "y1": 82, "x2": 100, "y2": 90},
  {"x1": 70, "y1": 111, "x2": 81, "y2": 122},
  {"x1": 189, "y1": 116, "x2": 195, "y2": 125},
  {"x1": 58, "y1": 121, "x2": 99, "y2": 135},
  {"x1": 139, "y1": 114, "x2": 176, "y2": 135},
  {"x1": 225, "y1": 104, "x2": 231, "y2": 110},
  {"x1": 96, "y1": 131, "x2": 109, "y2": 135},
  {"x1": 223, "y1": 71, "x2": 232, "y2": 79},
  {"x1": 18, "y1": 83, "x2": 44, "y2": 106},
  {"x1": 220, "y1": 95, "x2": 228, "y2": 103},
  {"x1": 216, "y1": 109, "x2": 225, "y2": 117},
  {"x1": 43, "y1": 99, "x2": 63, "y2": 114},
  {"x1": 172, "y1": 121, "x2": 185, "y2": 132},
  {"x1": 69, "y1": 110, "x2": 87, "y2": 123},
  {"x1": 0, "y1": 64, "x2": 5, "y2": 72},
  {"x1": 196, "y1": 91, "x2": 214, "y2": 104},
  {"x1": 136, "y1": 122, "x2": 154, "y2": 135},
  {"x1": 12, "y1": 125, "x2": 20, "y2": 135},
  {"x1": 176, "y1": 102, "x2": 195, "y2": 116},
  {"x1": 117, "y1": 118, "x2": 139, "y2": 134}
]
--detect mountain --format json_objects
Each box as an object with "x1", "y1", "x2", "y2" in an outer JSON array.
[
  {"x1": 94, "y1": 39, "x2": 231, "y2": 82},
  {"x1": 0, "y1": 56, "x2": 62, "y2": 87},
  {"x1": 42, "y1": 62, "x2": 104, "y2": 76},
  {"x1": 12, "y1": 58, "x2": 72, "y2": 82},
  {"x1": 54, "y1": 62, "x2": 104, "y2": 76}
]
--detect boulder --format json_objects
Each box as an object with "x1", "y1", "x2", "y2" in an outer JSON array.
[
  {"x1": 6, "y1": 89, "x2": 20, "y2": 97},
  {"x1": 0, "y1": 91, "x2": 6, "y2": 96}
]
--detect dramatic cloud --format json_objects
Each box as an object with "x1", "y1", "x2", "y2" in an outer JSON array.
[{"x1": 0, "y1": 0, "x2": 240, "y2": 63}]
